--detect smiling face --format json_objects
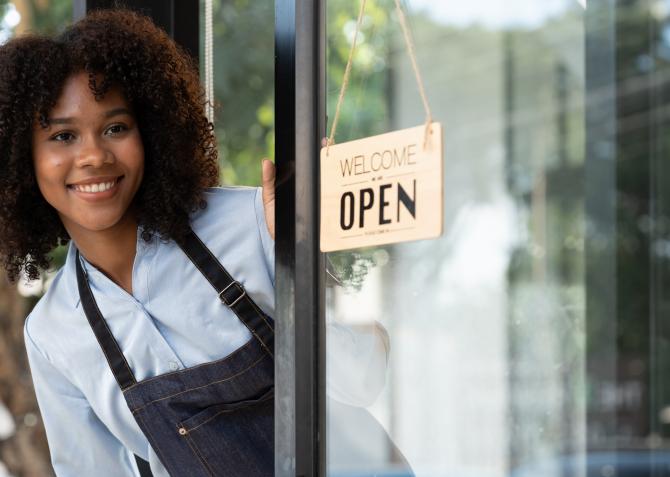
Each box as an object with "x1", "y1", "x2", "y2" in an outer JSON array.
[{"x1": 32, "y1": 71, "x2": 144, "y2": 241}]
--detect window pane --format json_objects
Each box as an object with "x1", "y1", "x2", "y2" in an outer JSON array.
[
  {"x1": 324, "y1": 1, "x2": 670, "y2": 475},
  {"x1": 200, "y1": 0, "x2": 274, "y2": 186}
]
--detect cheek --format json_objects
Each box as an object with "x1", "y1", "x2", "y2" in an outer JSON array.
[
  {"x1": 123, "y1": 138, "x2": 145, "y2": 183},
  {"x1": 34, "y1": 144, "x2": 64, "y2": 172},
  {"x1": 137, "y1": 157, "x2": 145, "y2": 181},
  {"x1": 33, "y1": 161, "x2": 48, "y2": 193},
  {"x1": 33, "y1": 156, "x2": 67, "y2": 206}
]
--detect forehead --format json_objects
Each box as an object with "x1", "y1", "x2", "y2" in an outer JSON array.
[{"x1": 49, "y1": 71, "x2": 129, "y2": 118}]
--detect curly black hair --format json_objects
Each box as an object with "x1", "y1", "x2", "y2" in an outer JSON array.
[{"x1": 0, "y1": 9, "x2": 219, "y2": 281}]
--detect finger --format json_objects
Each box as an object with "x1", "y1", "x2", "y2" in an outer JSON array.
[{"x1": 261, "y1": 158, "x2": 275, "y2": 203}]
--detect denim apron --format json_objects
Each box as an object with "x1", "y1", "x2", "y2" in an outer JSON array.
[{"x1": 75, "y1": 229, "x2": 274, "y2": 477}]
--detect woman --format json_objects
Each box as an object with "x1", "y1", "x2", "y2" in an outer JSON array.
[{"x1": 2, "y1": 9, "x2": 277, "y2": 477}]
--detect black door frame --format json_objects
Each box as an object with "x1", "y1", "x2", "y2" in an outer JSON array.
[
  {"x1": 275, "y1": 0, "x2": 326, "y2": 474},
  {"x1": 75, "y1": 1, "x2": 198, "y2": 60}
]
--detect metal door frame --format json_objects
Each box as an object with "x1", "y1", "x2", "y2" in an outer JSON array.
[{"x1": 275, "y1": 0, "x2": 326, "y2": 474}]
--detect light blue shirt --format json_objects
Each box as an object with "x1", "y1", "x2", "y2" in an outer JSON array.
[
  {"x1": 24, "y1": 187, "x2": 275, "y2": 477},
  {"x1": 24, "y1": 186, "x2": 388, "y2": 477}
]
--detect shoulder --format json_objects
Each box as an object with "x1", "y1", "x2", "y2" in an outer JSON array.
[
  {"x1": 187, "y1": 185, "x2": 275, "y2": 285},
  {"x1": 194, "y1": 186, "x2": 260, "y2": 221},
  {"x1": 24, "y1": 247, "x2": 83, "y2": 365},
  {"x1": 24, "y1": 268, "x2": 69, "y2": 358},
  {"x1": 190, "y1": 186, "x2": 263, "y2": 237}
]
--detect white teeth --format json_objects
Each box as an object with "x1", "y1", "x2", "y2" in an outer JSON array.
[{"x1": 73, "y1": 180, "x2": 116, "y2": 193}]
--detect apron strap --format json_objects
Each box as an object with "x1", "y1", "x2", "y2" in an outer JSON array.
[
  {"x1": 134, "y1": 455, "x2": 154, "y2": 477},
  {"x1": 75, "y1": 226, "x2": 275, "y2": 392},
  {"x1": 76, "y1": 252, "x2": 137, "y2": 390},
  {"x1": 176, "y1": 229, "x2": 274, "y2": 356}
]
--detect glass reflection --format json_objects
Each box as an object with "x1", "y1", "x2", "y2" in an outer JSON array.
[{"x1": 322, "y1": 0, "x2": 669, "y2": 475}]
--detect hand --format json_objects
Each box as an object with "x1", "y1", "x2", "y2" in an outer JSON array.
[{"x1": 261, "y1": 158, "x2": 275, "y2": 240}]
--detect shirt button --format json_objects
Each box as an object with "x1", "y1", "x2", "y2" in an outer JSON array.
[{"x1": 168, "y1": 361, "x2": 180, "y2": 371}]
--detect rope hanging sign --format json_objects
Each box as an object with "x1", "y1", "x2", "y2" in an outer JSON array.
[{"x1": 320, "y1": 0, "x2": 443, "y2": 252}]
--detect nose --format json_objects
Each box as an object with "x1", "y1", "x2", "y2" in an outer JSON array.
[{"x1": 75, "y1": 136, "x2": 113, "y2": 168}]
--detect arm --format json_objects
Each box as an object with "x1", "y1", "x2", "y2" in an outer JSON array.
[
  {"x1": 24, "y1": 322, "x2": 138, "y2": 477},
  {"x1": 259, "y1": 160, "x2": 389, "y2": 407},
  {"x1": 326, "y1": 320, "x2": 389, "y2": 407}
]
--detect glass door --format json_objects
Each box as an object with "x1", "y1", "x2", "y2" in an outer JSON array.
[{"x1": 321, "y1": 0, "x2": 670, "y2": 475}]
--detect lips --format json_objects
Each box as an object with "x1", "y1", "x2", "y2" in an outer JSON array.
[
  {"x1": 66, "y1": 176, "x2": 124, "y2": 202},
  {"x1": 67, "y1": 176, "x2": 122, "y2": 193}
]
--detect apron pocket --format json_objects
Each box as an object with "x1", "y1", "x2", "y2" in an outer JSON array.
[
  {"x1": 179, "y1": 386, "x2": 274, "y2": 432},
  {"x1": 178, "y1": 386, "x2": 274, "y2": 477}
]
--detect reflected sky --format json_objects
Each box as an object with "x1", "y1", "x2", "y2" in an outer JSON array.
[{"x1": 408, "y1": 0, "x2": 585, "y2": 28}]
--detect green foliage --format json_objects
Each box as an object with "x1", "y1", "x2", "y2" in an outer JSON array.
[
  {"x1": 22, "y1": 0, "x2": 72, "y2": 35},
  {"x1": 49, "y1": 244, "x2": 68, "y2": 272},
  {"x1": 204, "y1": 0, "x2": 274, "y2": 186},
  {"x1": 325, "y1": 0, "x2": 398, "y2": 288},
  {"x1": 326, "y1": 0, "x2": 394, "y2": 142}
]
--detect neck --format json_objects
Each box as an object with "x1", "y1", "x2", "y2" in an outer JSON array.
[{"x1": 67, "y1": 215, "x2": 138, "y2": 295}]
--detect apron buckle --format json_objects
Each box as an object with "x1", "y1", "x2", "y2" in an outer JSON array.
[{"x1": 218, "y1": 281, "x2": 246, "y2": 307}]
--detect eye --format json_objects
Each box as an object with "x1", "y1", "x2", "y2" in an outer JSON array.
[
  {"x1": 105, "y1": 124, "x2": 128, "y2": 136},
  {"x1": 50, "y1": 132, "x2": 75, "y2": 143}
]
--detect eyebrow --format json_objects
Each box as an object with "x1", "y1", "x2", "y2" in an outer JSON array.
[{"x1": 48, "y1": 107, "x2": 133, "y2": 125}]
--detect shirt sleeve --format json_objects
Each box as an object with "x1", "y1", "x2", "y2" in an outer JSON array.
[
  {"x1": 250, "y1": 185, "x2": 387, "y2": 406},
  {"x1": 325, "y1": 321, "x2": 389, "y2": 407},
  {"x1": 24, "y1": 321, "x2": 139, "y2": 477}
]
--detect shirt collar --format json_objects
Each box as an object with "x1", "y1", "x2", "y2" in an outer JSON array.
[
  {"x1": 63, "y1": 241, "x2": 81, "y2": 309},
  {"x1": 63, "y1": 225, "x2": 156, "y2": 309}
]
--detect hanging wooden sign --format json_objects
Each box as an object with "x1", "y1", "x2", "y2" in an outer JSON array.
[
  {"x1": 320, "y1": 123, "x2": 443, "y2": 252},
  {"x1": 320, "y1": 0, "x2": 442, "y2": 251}
]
